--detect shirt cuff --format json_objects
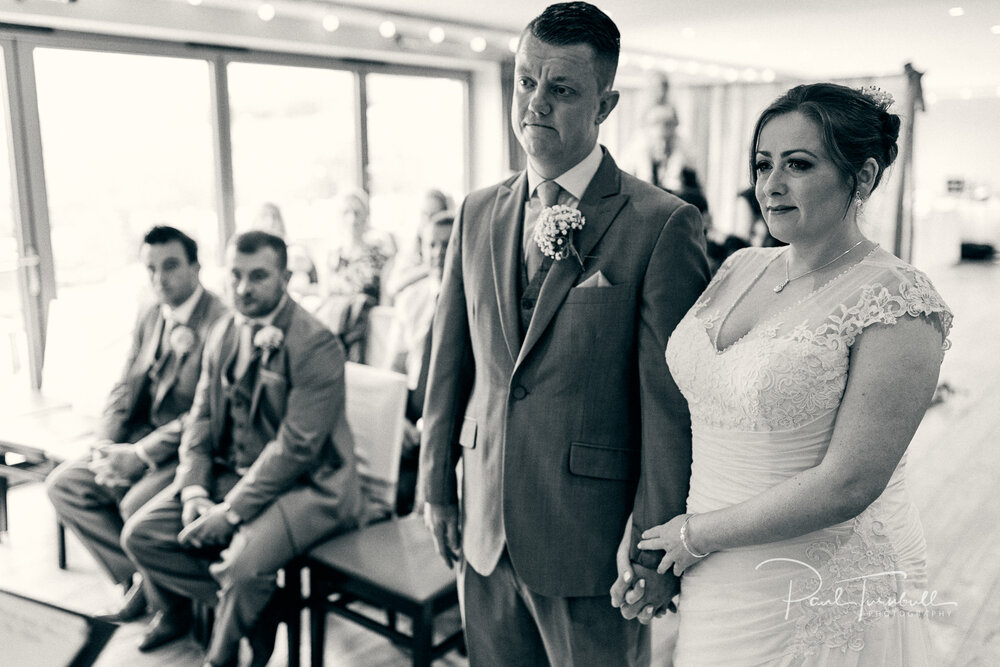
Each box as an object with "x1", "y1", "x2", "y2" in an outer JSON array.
[{"x1": 180, "y1": 486, "x2": 210, "y2": 503}]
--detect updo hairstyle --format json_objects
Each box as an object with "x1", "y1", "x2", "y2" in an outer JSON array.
[{"x1": 749, "y1": 82, "x2": 901, "y2": 199}]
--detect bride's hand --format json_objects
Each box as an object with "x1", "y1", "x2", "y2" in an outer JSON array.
[{"x1": 637, "y1": 514, "x2": 704, "y2": 576}]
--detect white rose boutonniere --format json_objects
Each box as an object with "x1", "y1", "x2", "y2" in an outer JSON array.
[
  {"x1": 254, "y1": 325, "x2": 284, "y2": 363},
  {"x1": 168, "y1": 325, "x2": 196, "y2": 357},
  {"x1": 533, "y1": 205, "x2": 586, "y2": 269}
]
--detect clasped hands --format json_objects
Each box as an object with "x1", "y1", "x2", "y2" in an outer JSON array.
[
  {"x1": 88, "y1": 442, "x2": 146, "y2": 488},
  {"x1": 177, "y1": 497, "x2": 236, "y2": 549},
  {"x1": 609, "y1": 514, "x2": 703, "y2": 624}
]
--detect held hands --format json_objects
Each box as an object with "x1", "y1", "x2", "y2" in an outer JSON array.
[
  {"x1": 177, "y1": 501, "x2": 236, "y2": 549},
  {"x1": 423, "y1": 502, "x2": 461, "y2": 568},
  {"x1": 610, "y1": 522, "x2": 677, "y2": 624},
  {"x1": 181, "y1": 497, "x2": 215, "y2": 526},
  {"x1": 88, "y1": 443, "x2": 146, "y2": 488},
  {"x1": 637, "y1": 513, "x2": 706, "y2": 577}
]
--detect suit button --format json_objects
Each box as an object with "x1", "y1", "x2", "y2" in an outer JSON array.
[
  {"x1": 512, "y1": 385, "x2": 528, "y2": 400},
  {"x1": 520, "y1": 297, "x2": 535, "y2": 309}
]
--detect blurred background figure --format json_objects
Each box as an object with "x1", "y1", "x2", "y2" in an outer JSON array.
[
  {"x1": 621, "y1": 72, "x2": 701, "y2": 196},
  {"x1": 317, "y1": 189, "x2": 396, "y2": 362},
  {"x1": 390, "y1": 210, "x2": 454, "y2": 515},
  {"x1": 384, "y1": 188, "x2": 453, "y2": 303},
  {"x1": 251, "y1": 202, "x2": 319, "y2": 304}
]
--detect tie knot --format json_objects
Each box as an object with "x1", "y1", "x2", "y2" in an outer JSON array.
[{"x1": 536, "y1": 180, "x2": 562, "y2": 208}]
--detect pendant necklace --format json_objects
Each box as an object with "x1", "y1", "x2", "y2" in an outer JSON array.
[{"x1": 773, "y1": 239, "x2": 866, "y2": 293}]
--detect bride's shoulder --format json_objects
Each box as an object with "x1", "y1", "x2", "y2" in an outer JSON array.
[{"x1": 836, "y1": 247, "x2": 954, "y2": 347}]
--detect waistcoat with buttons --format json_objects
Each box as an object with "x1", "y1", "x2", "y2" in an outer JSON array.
[
  {"x1": 222, "y1": 355, "x2": 269, "y2": 474},
  {"x1": 518, "y1": 252, "x2": 554, "y2": 341}
]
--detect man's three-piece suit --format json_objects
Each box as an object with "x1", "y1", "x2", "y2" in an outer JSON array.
[
  {"x1": 47, "y1": 288, "x2": 227, "y2": 586},
  {"x1": 419, "y1": 149, "x2": 711, "y2": 664},
  {"x1": 123, "y1": 296, "x2": 361, "y2": 661}
]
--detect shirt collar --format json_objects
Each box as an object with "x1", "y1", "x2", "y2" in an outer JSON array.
[
  {"x1": 161, "y1": 285, "x2": 203, "y2": 326},
  {"x1": 236, "y1": 294, "x2": 287, "y2": 329},
  {"x1": 526, "y1": 143, "x2": 604, "y2": 203}
]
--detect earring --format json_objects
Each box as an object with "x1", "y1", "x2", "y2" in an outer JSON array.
[{"x1": 855, "y1": 190, "x2": 865, "y2": 207}]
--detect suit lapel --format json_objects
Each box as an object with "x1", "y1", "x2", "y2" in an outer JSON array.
[
  {"x1": 249, "y1": 299, "x2": 294, "y2": 420},
  {"x1": 214, "y1": 317, "x2": 239, "y2": 445},
  {"x1": 150, "y1": 291, "x2": 211, "y2": 413},
  {"x1": 136, "y1": 310, "x2": 164, "y2": 375},
  {"x1": 516, "y1": 153, "x2": 628, "y2": 369},
  {"x1": 490, "y1": 173, "x2": 529, "y2": 366}
]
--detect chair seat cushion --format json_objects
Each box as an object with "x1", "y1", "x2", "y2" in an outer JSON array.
[{"x1": 307, "y1": 514, "x2": 456, "y2": 603}]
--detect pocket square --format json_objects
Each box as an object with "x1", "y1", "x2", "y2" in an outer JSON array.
[{"x1": 575, "y1": 269, "x2": 612, "y2": 288}]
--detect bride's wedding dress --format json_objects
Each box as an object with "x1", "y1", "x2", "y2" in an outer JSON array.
[{"x1": 665, "y1": 246, "x2": 953, "y2": 665}]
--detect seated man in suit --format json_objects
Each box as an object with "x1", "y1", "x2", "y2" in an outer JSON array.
[
  {"x1": 390, "y1": 211, "x2": 453, "y2": 515},
  {"x1": 46, "y1": 225, "x2": 227, "y2": 622},
  {"x1": 123, "y1": 231, "x2": 362, "y2": 667}
]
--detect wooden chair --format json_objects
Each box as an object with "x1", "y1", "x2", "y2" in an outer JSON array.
[{"x1": 295, "y1": 362, "x2": 462, "y2": 666}]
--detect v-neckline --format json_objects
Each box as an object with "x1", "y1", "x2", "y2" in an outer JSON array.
[{"x1": 705, "y1": 246, "x2": 877, "y2": 354}]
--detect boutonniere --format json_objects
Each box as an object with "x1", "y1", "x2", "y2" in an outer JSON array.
[
  {"x1": 533, "y1": 205, "x2": 586, "y2": 269},
  {"x1": 168, "y1": 325, "x2": 196, "y2": 357},
  {"x1": 254, "y1": 325, "x2": 284, "y2": 363}
]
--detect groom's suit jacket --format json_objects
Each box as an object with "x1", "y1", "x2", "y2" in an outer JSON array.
[
  {"x1": 419, "y1": 149, "x2": 711, "y2": 597},
  {"x1": 100, "y1": 288, "x2": 228, "y2": 465},
  {"x1": 175, "y1": 297, "x2": 361, "y2": 548}
]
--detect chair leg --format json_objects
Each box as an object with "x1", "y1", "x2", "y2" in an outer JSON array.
[
  {"x1": 285, "y1": 566, "x2": 301, "y2": 667},
  {"x1": 0, "y1": 475, "x2": 8, "y2": 537},
  {"x1": 57, "y1": 519, "x2": 67, "y2": 569},
  {"x1": 411, "y1": 605, "x2": 434, "y2": 667},
  {"x1": 309, "y1": 589, "x2": 326, "y2": 667}
]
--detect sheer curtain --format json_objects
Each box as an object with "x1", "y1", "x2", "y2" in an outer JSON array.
[{"x1": 666, "y1": 73, "x2": 911, "y2": 249}]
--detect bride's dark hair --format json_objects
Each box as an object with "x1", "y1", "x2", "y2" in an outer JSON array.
[{"x1": 749, "y1": 82, "x2": 901, "y2": 199}]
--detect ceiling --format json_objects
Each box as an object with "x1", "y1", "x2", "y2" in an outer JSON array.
[{"x1": 327, "y1": 0, "x2": 1000, "y2": 99}]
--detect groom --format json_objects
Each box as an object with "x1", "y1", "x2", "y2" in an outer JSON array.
[{"x1": 419, "y1": 2, "x2": 710, "y2": 664}]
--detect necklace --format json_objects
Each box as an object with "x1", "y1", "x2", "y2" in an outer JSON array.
[{"x1": 773, "y1": 239, "x2": 867, "y2": 293}]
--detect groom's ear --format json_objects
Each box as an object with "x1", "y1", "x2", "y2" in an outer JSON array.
[{"x1": 596, "y1": 89, "x2": 620, "y2": 125}]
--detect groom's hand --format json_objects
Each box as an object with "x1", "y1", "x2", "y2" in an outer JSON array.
[
  {"x1": 622, "y1": 562, "x2": 678, "y2": 624},
  {"x1": 424, "y1": 501, "x2": 462, "y2": 568}
]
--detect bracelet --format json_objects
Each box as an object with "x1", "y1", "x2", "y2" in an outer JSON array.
[{"x1": 680, "y1": 514, "x2": 710, "y2": 558}]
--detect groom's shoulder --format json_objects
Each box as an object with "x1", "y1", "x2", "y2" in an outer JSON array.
[
  {"x1": 464, "y1": 172, "x2": 520, "y2": 207},
  {"x1": 618, "y1": 167, "x2": 687, "y2": 213}
]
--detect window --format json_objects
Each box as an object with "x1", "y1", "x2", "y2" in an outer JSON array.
[
  {"x1": 228, "y1": 62, "x2": 358, "y2": 248},
  {"x1": 365, "y1": 73, "x2": 466, "y2": 247},
  {"x1": 32, "y1": 48, "x2": 216, "y2": 401}
]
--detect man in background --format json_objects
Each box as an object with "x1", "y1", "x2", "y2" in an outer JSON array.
[
  {"x1": 123, "y1": 231, "x2": 361, "y2": 667},
  {"x1": 47, "y1": 225, "x2": 227, "y2": 622}
]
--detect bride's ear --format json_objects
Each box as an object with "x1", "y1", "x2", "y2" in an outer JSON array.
[{"x1": 856, "y1": 158, "x2": 879, "y2": 198}]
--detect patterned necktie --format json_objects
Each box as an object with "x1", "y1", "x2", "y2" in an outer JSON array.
[{"x1": 524, "y1": 180, "x2": 563, "y2": 280}]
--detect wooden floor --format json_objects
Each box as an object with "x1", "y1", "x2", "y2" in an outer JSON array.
[{"x1": 1, "y1": 257, "x2": 997, "y2": 666}]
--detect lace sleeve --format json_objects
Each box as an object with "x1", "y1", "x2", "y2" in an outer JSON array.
[{"x1": 824, "y1": 267, "x2": 953, "y2": 350}]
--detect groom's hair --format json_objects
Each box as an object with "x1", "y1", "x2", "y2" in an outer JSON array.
[
  {"x1": 143, "y1": 225, "x2": 199, "y2": 265},
  {"x1": 522, "y1": 2, "x2": 620, "y2": 91},
  {"x1": 232, "y1": 230, "x2": 288, "y2": 272}
]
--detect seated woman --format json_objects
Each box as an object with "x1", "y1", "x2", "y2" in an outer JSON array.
[{"x1": 318, "y1": 189, "x2": 395, "y2": 362}]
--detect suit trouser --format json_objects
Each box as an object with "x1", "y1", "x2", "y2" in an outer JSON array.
[
  {"x1": 459, "y1": 548, "x2": 651, "y2": 667},
  {"x1": 46, "y1": 454, "x2": 177, "y2": 585},
  {"x1": 122, "y1": 478, "x2": 314, "y2": 664}
]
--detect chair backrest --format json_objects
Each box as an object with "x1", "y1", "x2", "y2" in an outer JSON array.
[
  {"x1": 343, "y1": 361, "x2": 409, "y2": 522},
  {"x1": 365, "y1": 305, "x2": 404, "y2": 370}
]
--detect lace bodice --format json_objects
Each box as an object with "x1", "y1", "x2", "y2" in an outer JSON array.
[
  {"x1": 666, "y1": 247, "x2": 952, "y2": 433},
  {"x1": 668, "y1": 247, "x2": 951, "y2": 664}
]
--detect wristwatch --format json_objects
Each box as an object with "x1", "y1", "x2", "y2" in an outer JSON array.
[{"x1": 221, "y1": 502, "x2": 242, "y2": 526}]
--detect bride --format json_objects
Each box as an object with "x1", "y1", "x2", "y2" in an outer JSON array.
[{"x1": 626, "y1": 83, "x2": 953, "y2": 664}]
